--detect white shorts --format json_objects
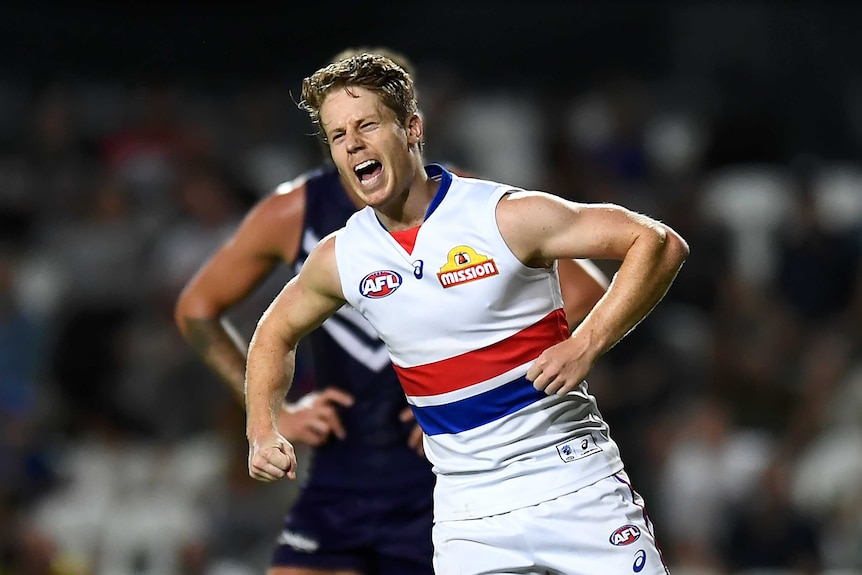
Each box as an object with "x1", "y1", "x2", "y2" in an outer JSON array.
[{"x1": 432, "y1": 471, "x2": 669, "y2": 575}]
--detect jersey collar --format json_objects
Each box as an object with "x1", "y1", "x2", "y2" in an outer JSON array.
[{"x1": 423, "y1": 163, "x2": 453, "y2": 221}]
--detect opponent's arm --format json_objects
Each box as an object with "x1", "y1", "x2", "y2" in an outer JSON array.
[
  {"x1": 246, "y1": 234, "x2": 347, "y2": 482},
  {"x1": 557, "y1": 258, "x2": 609, "y2": 330},
  {"x1": 174, "y1": 189, "x2": 306, "y2": 401},
  {"x1": 497, "y1": 193, "x2": 689, "y2": 395}
]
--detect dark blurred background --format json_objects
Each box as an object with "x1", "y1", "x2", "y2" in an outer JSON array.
[{"x1": 1, "y1": 2, "x2": 861, "y2": 574}]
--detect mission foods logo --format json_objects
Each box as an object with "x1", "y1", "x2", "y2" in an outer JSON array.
[
  {"x1": 437, "y1": 245, "x2": 499, "y2": 288},
  {"x1": 360, "y1": 270, "x2": 402, "y2": 298}
]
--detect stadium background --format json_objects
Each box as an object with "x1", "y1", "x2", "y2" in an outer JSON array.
[{"x1": 1, "y1": 2, "x2": 861, "y2": 574}]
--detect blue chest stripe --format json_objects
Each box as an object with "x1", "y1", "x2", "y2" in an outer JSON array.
[{"x1": 410, "y1": 376, "x2": 546, "y2": 436}]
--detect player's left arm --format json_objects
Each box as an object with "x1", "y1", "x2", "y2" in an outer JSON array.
[
  {"x1": 447, "y1": 164, "x2": 608, "y2": 330},
  {"x1": 496, "y1": 192, "x2": 689, "y2": 395}
]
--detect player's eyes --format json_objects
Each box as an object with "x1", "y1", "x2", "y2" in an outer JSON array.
[{"x1": 361, "y1": 122, "x2": 378, "y2": 131}]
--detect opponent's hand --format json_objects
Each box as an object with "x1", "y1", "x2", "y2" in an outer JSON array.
[
  {"x1": 278, "y1": 388, "x2": 354, "y2": 447},
  {"x1": 526, "y1": 337, "x2": 595, "y2": 396},
  {"x1": 399, "y1": 406, "x2": 425, "y2": 457},
  {"x1": 248, "y1": 432, "x2": 297, "y2": 482}
]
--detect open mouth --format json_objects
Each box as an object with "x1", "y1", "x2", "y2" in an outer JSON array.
[{"x1": 354, "y1": 159, "x2": 383, "y2": 184}]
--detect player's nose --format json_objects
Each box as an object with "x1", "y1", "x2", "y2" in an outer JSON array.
[{"x1": 345, "y1": 129, "x2": 366, "y2": 153}]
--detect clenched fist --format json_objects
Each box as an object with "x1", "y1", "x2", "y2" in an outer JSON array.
[{"x1": 248, "y1": 433, "x2": 297, "y2": 482}]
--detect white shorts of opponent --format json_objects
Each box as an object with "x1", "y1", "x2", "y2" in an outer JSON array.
[{"x1": 432, "y1": 471, "x2": 670, "y2": 575}]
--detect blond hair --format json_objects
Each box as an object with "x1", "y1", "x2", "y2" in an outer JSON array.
[{"x1": 299, "y1": 53, "x2": 418, "y2": 140}]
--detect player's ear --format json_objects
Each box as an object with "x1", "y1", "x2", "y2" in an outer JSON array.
[{"x1": 406, "y1": 113, "x2": 423, "y2": 146}]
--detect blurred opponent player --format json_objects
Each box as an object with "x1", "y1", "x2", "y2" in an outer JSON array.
[{"x1": 175, "y1": 48, "x2": 609, "y2": 575}]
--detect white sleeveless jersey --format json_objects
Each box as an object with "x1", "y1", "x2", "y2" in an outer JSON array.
[{"x1": 334, "y1": 165, "x2": 623, "y2": 521}]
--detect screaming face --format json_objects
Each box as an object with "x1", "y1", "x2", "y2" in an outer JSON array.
[{"x1": 321, "y1": 86, "x2": 423, "y2": 210}]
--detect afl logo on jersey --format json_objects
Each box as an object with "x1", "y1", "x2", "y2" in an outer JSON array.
[
  {"x1": 609, "y1": 524, "x2": 641, "y2": 546},
  {"x1": 437, "y1": 245, "x2": 499, "y2": 288},
  {"x1": 360, "y1": 270, "x2": 402, "y2": 299}
]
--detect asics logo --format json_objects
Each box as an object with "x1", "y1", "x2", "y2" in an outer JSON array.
[{"x1": 633, "y1": 550, "x2": 647, "y2": 572}]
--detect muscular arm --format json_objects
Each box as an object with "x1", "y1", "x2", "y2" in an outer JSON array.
[
  {"x1": 174, "y1": 187, "x2": 306, "y2": 402},
  {"x1": 497, "y1": 193, "x2": 689, "y2": 394},
  {"x1": 246, "y1": 234, "x2": 346, "y2": 481},
  {"x1": 447, "y1": 165, "x2": 609, "y2": 329}
]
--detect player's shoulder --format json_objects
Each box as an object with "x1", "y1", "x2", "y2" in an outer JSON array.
[
  {"x1": 254, "y1": 165, "x2": 340, "y2": 217},
  {"x1": 247, "y1": 185, "x2": 304, "y2": 226},
  {"x1": 272, "y1": 166, "x2": 326, "y2": 198},
  {"x1": 303, "y1": 229, "x2": 341, "y2": 280},
  {"x1": 436, "y1": 164, "x2": 510, "y2": 191},
  {"x1": 495, "y1": 189, "x2": 573, "y2": 220},
  {"x1": 236, "y1": 167, "x2": 329, "y2": 235},
  {"x1": 448, "y1": 171, "x2": 520, "y2": 203},
  {"x1": 274, "y1": 165, "x2": 341, "y2": 196},
  {"x1": 339, "y1": 205, "x2": 377, "y2": 234}
]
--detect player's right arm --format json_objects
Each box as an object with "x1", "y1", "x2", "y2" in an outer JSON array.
[
  {"x1": 246, "y1": 234, "x2": 347, "y2": 482},
  {"x1": 174, "y1": 188, "x2": 306, "y2": 402}
]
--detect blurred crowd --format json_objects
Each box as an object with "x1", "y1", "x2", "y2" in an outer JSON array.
[{"x1": 1, "y1": 60, "x2": 861, "y2": 575}]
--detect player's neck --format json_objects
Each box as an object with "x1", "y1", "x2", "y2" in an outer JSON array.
[{"x1": 375, "y1": 168, "x2": 438, "y2": 232}]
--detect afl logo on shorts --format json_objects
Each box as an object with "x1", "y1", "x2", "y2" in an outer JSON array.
[
  {"x1": 360, "y1": 270, "x2": 402, "y2": 299},
  {"x1": 610, "y1": 524, "x2": 641, "y2": 546}
]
